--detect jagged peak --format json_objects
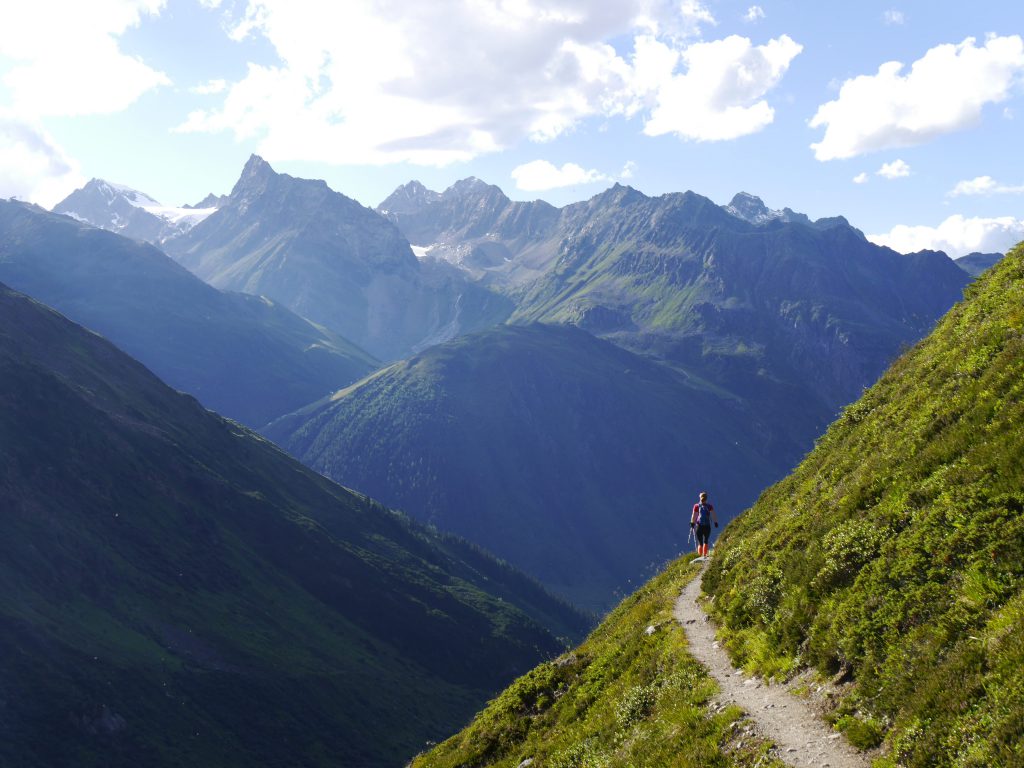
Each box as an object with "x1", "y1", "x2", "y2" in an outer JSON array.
[
  {"x1": 228, "y1": 154, "x2": 278, "y2": 200},
  {"x1": 590, "y1": 182, "x2": 648, "y2": 208},
  {"x1": 445, "y1": 176, "x2": 505, "y2": 198}
]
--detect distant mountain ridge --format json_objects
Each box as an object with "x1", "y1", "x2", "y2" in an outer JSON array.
[
  {"x1": 0, "y1": 199, "x2": 377, "y2": 426},
  {"x1": 954, "y1": 250, "x2": 1003, "y2": 276},
  {"x1": 163, "y1": 156, "x2": 513, "y2": 360},
  {"x1": 721, "y1": 191, "x2": 863, "y2": 235},
  {"x1": 377, "y1": 177, "x2": 562, "y2": 286},
  {"x1": 0, "y1": 280, "x2": 587, "y2": 768},
  {"x1": 502, "y1": 184, "x2": 970, "y2": 463}
]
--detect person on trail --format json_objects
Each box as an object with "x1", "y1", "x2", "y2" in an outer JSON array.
[{"x1": 690, "y1": 491, "x2": 718, "y2": 557}]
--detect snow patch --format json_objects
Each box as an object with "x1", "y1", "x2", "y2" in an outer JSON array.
[{"x1": 411, "y1": 245, "x2": 431, "y2": 259}]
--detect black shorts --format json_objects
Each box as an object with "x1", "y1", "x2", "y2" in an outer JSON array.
[{"x1": 696, "y1": 524, "x2": 711, "y2": 546}]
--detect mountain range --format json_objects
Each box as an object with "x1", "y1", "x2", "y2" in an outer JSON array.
[
  {"x1": 0, "y1": 199, "x2": 376, "y2": 427},
  {"x1": 264, "y1": 322, "x2": 779, "y2": 610},
  {"x1": 0, "y1": 280, "x2": 588, "y2": 768},
  {"x1": 51, "y1": 162, "x2": 971, "y2": 606}
]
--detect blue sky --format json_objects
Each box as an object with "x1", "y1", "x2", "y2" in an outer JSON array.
[{"x1": 1, "y1": 0, "x2": 1023, "y2": 256}]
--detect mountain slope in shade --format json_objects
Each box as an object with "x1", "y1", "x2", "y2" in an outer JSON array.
[
  {"x1": 264, "y1": 323, "x2": 781, "y2": 611},
  {"x1": 0, "y1": 199, "x2": 377, "y2": 427},
  {"x1": 510, "y1": 184, "x2": 970, "y2": 463},
  {"x1": 164, "y1": 156, "x2": 513, "y2": 360},
  {"x1": 53, "y1": 179, "x2": 217, "y2": 244},
  {"x1": 0, "y1": 282, "x2": 588, "y2": 768},
  {"x1": 378, "y1": 178, "x2": 562, "y2": 286},
  {"x1": 704, "y1": 241, "x2": 1024, "y2": 764}
]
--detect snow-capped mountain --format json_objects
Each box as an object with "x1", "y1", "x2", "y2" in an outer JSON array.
[
  {"x1": 53, "y1": 179, "x2": 218, "y2": 244},
  {"x1": 722, "y1": 191, "x2": 864, "y2": 236}
]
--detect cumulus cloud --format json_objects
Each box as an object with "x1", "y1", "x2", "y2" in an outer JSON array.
[
  {"x1": 744, "y1": 6, "x2": 765, "y2": 22},
  {"x1": 641, "y1": 34, "x2": 803, "y2": 141},
  {"x1": 869, "y1": 214, "x2": 1024, "y2": 258},
  {"x1": 877, "y1": 159, "x2": 910, "y2": 179},
  {"x1": 0, "y1": 0, "x2": 169, "y2": 117},
  {"x1": 511, "y1": 160, "x2": 609, "y2": 191},
  {"x1": 178, "y1": 2, "x2": 801, "y2": 165},
  {"x1": 0, "y1": 112, "x2": 85, "y2": 207},
  {"x1": 810, "y1": 35, "x2": 1024, "y2": 161},
  {"x1": 949, "y1": 175, "x2": 1024, "y2": 196},
  {"x1": 620, "y1": 160, "x2": 638, "y2": 179},
  {"x1": 853, "y1": 172, "x2": 869, "y2": 184}
]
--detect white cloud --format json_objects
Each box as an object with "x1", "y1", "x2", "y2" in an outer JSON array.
[
  {"x1": 882, "y1": 9, "x2": 905, "y2": 25},
  {"x1": 680, "y1": 0, "x2": 716, "y2": 28},
  {"x1": 641, "y1": 34, "x2": 803, "y2": 141},
  {"x1": 0, "y1": 112, "x2": 85, "y2": 207},
  {"x1": 853, "y1": 172, "x2": 869, "y2": 184},
  {"x1": 191, "y1": 79, "x2": 228, "y2": 95},
  {"x1": 869, "y1": 214, "x2": 1024, "y2": 257},
  {"x1": 744, "y1": 6, "x2": 765, "y2": 22},
  {"x1": 178, "y1": 2, "x2": 801, "y2": 165},
  {"x1": 0, "y1": 0, "x2": 169, "y2": 117},
  {"x1": 949, "y1": 175, "x2": 1024, "y2": 196},
  {"x1": 877, "y1": 158, "x2": 910, "y2": 179},
  {"x1": 511, "y1": 160, "x2": 609, "y2": 191},
  {"x1": 620, "y1": 160, "x2": 638, "y2": 179},
  {"x1": 810, "y1": 35, "x2": 1024, "y2": 161}
]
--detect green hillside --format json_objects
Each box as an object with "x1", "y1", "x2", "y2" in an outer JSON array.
[
  {"x1": 411, "y1": 554, "x2": 785, "y2": 768},
  {"x1": 704, "y1": 243, "x2": 1024, "y2": 765},
  {"x1": 0, "y1": 283, "x2": 588, "y2": 768},
  {"x1": 265, "y1": 323, "x2": 780, "y2": 611}
]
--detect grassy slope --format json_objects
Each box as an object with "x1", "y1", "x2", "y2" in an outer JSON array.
[
  {"x1": 0, "y1": 284, "x2": 588, "y2": 768},
  {"x1": 703, "y1": 243, "x2": 1024, "y2": 766},
  {"x1": 412, "y1": 555, "x2": 786, "y2": 768}
]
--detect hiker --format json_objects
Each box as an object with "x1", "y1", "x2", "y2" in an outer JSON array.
[{"x1": 690, "y1": 491, "x2": 718, "y2": 557}]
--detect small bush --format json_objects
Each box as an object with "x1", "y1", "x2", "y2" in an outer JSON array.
[
  {"x1": 615, "y1": 683, "x2": 657, "y2": 727},
  {"x1": 835, "y1": 715, "x2": 885, "y2": 750}
]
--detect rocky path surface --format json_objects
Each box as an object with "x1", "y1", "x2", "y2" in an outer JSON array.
[{"x1": 674, "y1": 562, "x2": 871, "y2": 768}]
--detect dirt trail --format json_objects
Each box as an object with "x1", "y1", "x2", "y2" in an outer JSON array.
[{"x1": 674, "y1": 562, "x2": 871, "y2": 768}]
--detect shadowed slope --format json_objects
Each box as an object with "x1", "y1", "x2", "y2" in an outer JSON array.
[{"x1": 0, "y1": 283, "x2": 588, "y2": 768}]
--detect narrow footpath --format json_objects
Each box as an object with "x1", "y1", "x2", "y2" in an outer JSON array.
[{"x1": 674, "y1": 563, "x2": 871, "y2": 768}]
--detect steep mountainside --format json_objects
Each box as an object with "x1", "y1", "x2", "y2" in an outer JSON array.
[
  {"x1": 511, "y1": 185, "x2": 970, "y2": 460},
  {"x1": 0, "y1": 283, "x2": 588, "y2": 768},
  {"x1": 0, "y1": 199, "x2": 377, "y2": 427},
  {"x1": 704, "y1": 242, "x2": 1024, "y2": 765},
  {"x1": 53, "y1": 179, "x2": 216, "y2": 244},
  {"x1": 378, "y1": 178, "x2": 562, "y2": 286},
  {"x1": 264, "y1": 323, "x2": 780, "y2": 610},
  {"x1": 164, "y1": 156, "x2": 512, "y2": 360}
]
